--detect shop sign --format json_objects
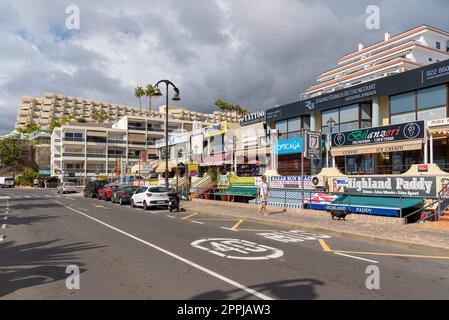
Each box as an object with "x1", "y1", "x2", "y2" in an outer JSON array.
[
  {"x1": 269, "y1": 176, "x2": 314, "y2": 189},
  {"x1": 428, "y1": 117, "x2": 449, "y2": 127},
  {"x1": 229, "y1": 175, "x2": 255, "y2": 186},
  {"x1": 332, "y1": 121, "x2": 425, "y2": 147},
  {"x1": 155, "y1": 134, "x2": 189, "y2": 148},
  {"x1": 418, "y1": 164, "x2": 429, "y2": 173},
  {"x1": 239, "y1": 110, "x2": 266, "y2": 126},
  {"x1": 188, "y1": 164, "x2": 199, "y2": 177},
  {"x1": 335, "y1": 177, "x2": 348, "y2": 188},
  {"x1": 217, "y1": 175, "x2": 230, "y2": 188},
  {"x1": 304, "y1": 132, "x2": 322, "y2": 159},
  {"x1": 203, "y1": 122, "x2": 227, "y2": 137},
  {"x1": 331, "y1": 176, "x2": 437, "y2": 198},
  {"x1": 274, "y1": 138, "x2": 303, "y2": 155},
  {"x1": 423, "y1": 62, "x2": 449, "y2": 84}
]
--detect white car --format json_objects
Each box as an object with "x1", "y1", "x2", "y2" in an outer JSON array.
[
  {"x1": 130, "y1": 186, "x2": 170, "y2": 210},
  {"x1": 57, "y1": 182, "x2": 77, "y2": 194}
]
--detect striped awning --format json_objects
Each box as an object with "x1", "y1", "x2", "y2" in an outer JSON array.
[{"x1": 428, "y1": 125, "x2": 449, "y2": 137}]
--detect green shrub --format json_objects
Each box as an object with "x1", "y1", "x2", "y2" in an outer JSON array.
[{"x1": 17, "y1": 168, "x2": 40, "y2": 186}]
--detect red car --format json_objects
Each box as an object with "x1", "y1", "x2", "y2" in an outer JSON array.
[{"x1": 97, "y1": 183, "x2": 120, "y2": 201}]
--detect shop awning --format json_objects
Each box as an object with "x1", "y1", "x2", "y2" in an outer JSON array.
[
  {"x1": 331, "y1": 139, "x2": 423, "y2": 156},
  {"x1": 428, "y1": 126, "x2": 449, "y2": 137},
  {"x1": 307, "y1": 195, "x2": 424, "y2": 217},
  {"x1": 217, "y1": 187, "x2": 257, "y2": 197},
  {"x1": 155, "y1": 160, "x2": 177, "y2": 173}
]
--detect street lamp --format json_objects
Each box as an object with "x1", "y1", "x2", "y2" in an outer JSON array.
[
  {"x1": 326, "y1": 117, "x2": 336, "y2": 168},
  {"x1": 153, "y1": 80, "x2": 181, "y2": 188}
]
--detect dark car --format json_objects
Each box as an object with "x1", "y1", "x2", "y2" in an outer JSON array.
[
  {"x1": 111, "y1": 185, "x2": 139, "y2": 205},
  {"x1": 83, "y1": 180, "x2": 108, "y2": 198}
]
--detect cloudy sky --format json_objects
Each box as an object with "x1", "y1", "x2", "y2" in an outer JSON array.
[{"x1": 1, "y1": 0, "x2": 448, "y2": 133}]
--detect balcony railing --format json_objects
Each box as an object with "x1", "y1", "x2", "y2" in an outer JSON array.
[
  {"x1": 63, "y1": 137, "x2": 85, "y2": 142},
  {"x1": 86, "y1": 137, "x2": 107, "y2": 144},
  {"x1": 107, "y1": 139, "x2": 127, "y2": 144},
  {"x1": 128, "y1": 126, "x2": 146, "y2": 131},
  {"x1": 86, "y1": 153, "x2": 107, "y2": 158},
  {"x1": 62, "y1": 152, "x2": 84, "y2": 157},
  {"x1": 128, "y1": 141, "x2": 146, "y2": 146},
  {"x1": 147, "y1": 127, "x2": 165, "y2": 132}
]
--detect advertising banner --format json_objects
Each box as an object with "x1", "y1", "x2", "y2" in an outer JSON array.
[
  {"x1": 304, "y1": 132, "x2": 322, "y2": 159},
  {"x1": 217, "y1": 175, "x2": 230, "y2": 188},
  {"x1": 274, "y1": 138, "x2": 303, "y2": 155},
  {"x1": 330, "y1": 176, "x2": 437, "y2": 198},
  {"x1": 332, "y1": 121, "x2": 425, "y2": 147},
  {"x1": 269, "y1": 176, "x2": 314, "y2": 189},
  {"x1": 188, "y1": 164, "x2": 199, "y2": 177},
  {"x1": 203, "y1": 122, "x2": 227, "y2": 137}
]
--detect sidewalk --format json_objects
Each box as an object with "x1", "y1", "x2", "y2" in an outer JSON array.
[{"x1": 183, "y1": 199, "x2": 449, "y2": 255}]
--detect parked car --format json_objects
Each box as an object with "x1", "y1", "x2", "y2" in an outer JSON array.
[
  {"x1": 97, "y1": 183, "x2": 120, "y2": 201},
  {"x1": 130, "y1": 186, "x2": 170, "y2": 210},
  {"x1": 83, "y1": 180, "x2": 108, "y2": 198},
  {"x1": 111, "y1": 185, "x2": 139, "y2": 205},
  {"x1": 0, "y1": 177, "x2": 15, "y2": 188},
  {"x1": 57, "y1": 182, "x2": 77, "y2": 194}
]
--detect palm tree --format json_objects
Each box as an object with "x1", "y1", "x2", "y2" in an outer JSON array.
[
  {"x1": 145, "y1": 84, "x2": 157, "y2": 113},
  {"x1": 134, "y1": 86, "x2": 145, "y2": 110}
]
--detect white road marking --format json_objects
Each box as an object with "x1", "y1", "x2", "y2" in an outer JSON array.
[
  {"x1": 221, "y1": 227, "x2": 238, "y2": 232},
  {"x1": 191, "y1": 221, "x2": 204, "y2": 225},
  {"x1": 24, "y1": 196, "x2": 31, "y2": 198},
  {"x1": 0, "y1": 235, "x2": 4, "y2": 241},
  {"x1": 53, "y1": 200, "x2": 273, "y2": 300},
  {"x1": 167, "y1": 215, "x2": 176, "y2": 219},
  {"x1": 0, "y1": 196, "x2": 10, "y2": 200},
  {"x1": 334, "y1": 252, "x2": 378, "y2": 264},
  {"x1": 1, "y1": 224, "x2": 6, "y2": 229}
]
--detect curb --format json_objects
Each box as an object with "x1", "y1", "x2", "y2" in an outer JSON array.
[{"x1": 184, "y1": 204, "x2": 449, "y2": 256}]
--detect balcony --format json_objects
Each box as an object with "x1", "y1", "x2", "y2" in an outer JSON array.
[
  {"x1": 107, "y1": 139, "x2": 127, "y2": 144},
  {"x1": 147, "y1": 126, "x2": 165, "y2": 132},
  {"x1": 62, "y1": 152, "x2": 85, "y2": 158},
  {"x1": 128, "y1": 154, "x2": 140, "y2": 159},
  {"x1": 128, "y1": 125, "x2": 146, "y2": 131},
  {"x1": 63, "y1": 137, "x2": 85, "y2": 142},
  {"x1": 86, "y1": 137, "x2": 107, "y2": 144},
  {"x1": 86, "y1": 153, "x2": 107, "y2": 158},
  {"x1": 128, "y1": 141, "x2": 146, "y2": 146}
]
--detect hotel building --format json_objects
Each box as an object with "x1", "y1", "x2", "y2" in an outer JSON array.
[
  {"x1": 15, "y1": 92, "x2": 239, "y2": 131},
  {"x1": 267, "y1": 25, "x2": 449, "y2": 176}
]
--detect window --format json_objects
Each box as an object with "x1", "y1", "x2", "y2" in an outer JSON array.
[
  {"x1": 275, "y1": 116, "x2": 307, "y2": 140},
  {"x1": 390, "y1": 85, "x2": 447, "y2": 123},
  {"x1": 321, "y1": 103, "x2": 371, "y2": 133},
  {"x1": 436, "y1": 42, "x2": 441, "y2": 50}
]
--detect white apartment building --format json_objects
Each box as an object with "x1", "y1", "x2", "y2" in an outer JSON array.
[
  {"x1": 16, "y1": 92, "x2": 239, "y2": 130},
  {"x1": 303, "y1": 25, "x2": 449, "y2": 98},
  {"x1": 51, "y1": 114, "x2": 235, "y2": 184}
]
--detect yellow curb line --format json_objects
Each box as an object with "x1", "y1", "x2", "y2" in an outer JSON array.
[
  {"x1": 318, "y1": 239, "x2": 449, "y2": 260},
  {"x1": 231, "y1": 219, "x2": 245, "y2": 231},
  {"x1": 181, "y1": 212, "x2": 198, "y2": 220}
]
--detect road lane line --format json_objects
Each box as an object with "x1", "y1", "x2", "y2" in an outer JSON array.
[
  {"x1": 318, "y1": 239, "x2": 332, "y2": 252},
  {"x1": 334, "y1": 252, "x2": 378, "y2": 264},
  {"x1": 167, "y1": 215, "x2": 176, "y2": 219},
  {"x1": 182, "y1": 212, "x2": 198, "y2": 220},
  {"x1": 334, "y1": 250, "x2": 449, "y2": 260},
  {"x1": 53, "y1": 200, "x2": 273, "y2": 300},
  {"x1": 231, "y1": 219, "x2": 245, "y2": 231},
  {"x1": 221, "y1": 227, "x2": 238, "y2": 232},
  {"x1": 191, "y1": 221, "x2": 204, "y2": 225}
]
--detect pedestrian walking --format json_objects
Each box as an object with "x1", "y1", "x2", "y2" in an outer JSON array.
[
  {"x1": 33, "y1": 178, "x2": 39, "y2": 189},
  {"x1": 257, "y1": 175, "x2": 270, "y2": 215}
]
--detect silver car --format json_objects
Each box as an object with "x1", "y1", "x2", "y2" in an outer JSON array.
[{"x1": 57, "y1": 182, "x2": 77, "y2": 194}]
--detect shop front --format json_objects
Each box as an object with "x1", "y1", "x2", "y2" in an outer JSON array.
[{"x1": 331, "y1": 121, "x2": 426, "y2": 175}]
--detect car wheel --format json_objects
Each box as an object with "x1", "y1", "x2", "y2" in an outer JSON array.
[
  {"x1": 131, "y1": 199, "x2": 136, "y2": 208},
  {"x1": 119, "y1": 197, "x2": 123, "y2": 205},
  {"x1": 143, "y1": 201, "x2": 148, "y2": 210}
]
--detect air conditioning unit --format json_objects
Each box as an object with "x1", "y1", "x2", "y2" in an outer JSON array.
[{"x1": 311, "y1": 175, "x2": 327, "y2": 188}]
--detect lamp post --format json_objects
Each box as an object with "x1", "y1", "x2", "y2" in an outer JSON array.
[
  {"x1": 153, "y1": 80, "x2": 181, "y2": 188},
  {"x1": 233, "y1": 136, "x2": 237, "y2": 174},
  {"x1": 326, "y1": 117, "x2": 336, "y2": 168}
]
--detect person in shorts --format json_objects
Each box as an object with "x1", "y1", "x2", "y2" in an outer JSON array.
[{"x1": 257, "y1": 175, "x2": 270, "y2": 215}]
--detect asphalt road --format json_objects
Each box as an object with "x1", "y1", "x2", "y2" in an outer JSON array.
[{"x1": 1, "y1": 188, "x2": 449, "y2": 300}]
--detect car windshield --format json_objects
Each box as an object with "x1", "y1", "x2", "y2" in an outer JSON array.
[
  {"x1": 148, "y1": 187, "x2": 169, "y2": 193},
  {"x1": 124, "y1": 186, "x2": 138, "y2": 192},
  {"x1": 65, "y1": 182, "x2": 75, "y2": 186}
]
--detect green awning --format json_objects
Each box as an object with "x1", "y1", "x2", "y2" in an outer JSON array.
[
  {"x1": 218, "y1": 187, "x2": 257, "y2": 197},
  {"x1": 334, "y1": 195, "x2": 424, "y2": 209}
]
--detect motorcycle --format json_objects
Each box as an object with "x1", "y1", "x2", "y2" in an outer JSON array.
[{"x1": 168, "y1": 190, "x2": 181, "y2": 212}]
